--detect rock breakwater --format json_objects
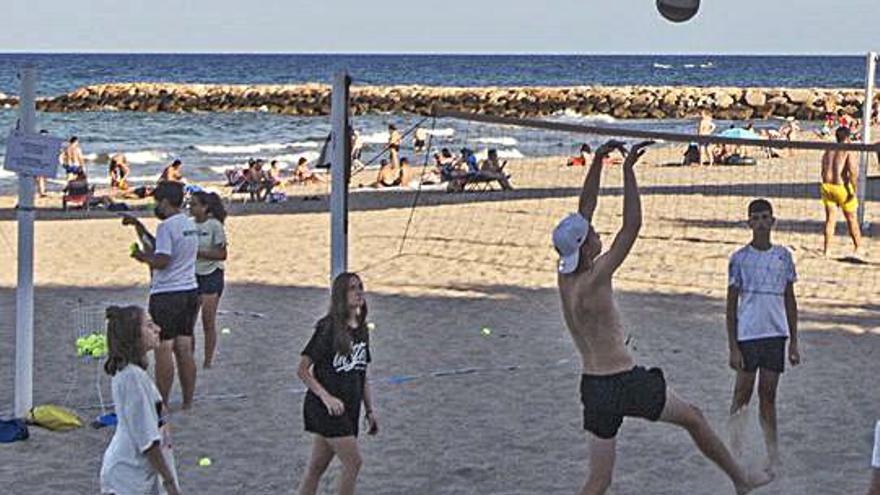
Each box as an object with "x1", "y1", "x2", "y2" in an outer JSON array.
[{"x1": 2, "y1": 83, "x2": 878, "y2": 120}]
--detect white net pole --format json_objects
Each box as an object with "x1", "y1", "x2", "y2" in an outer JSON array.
[
  {"x1": 330, "y1": 72, "x2": 351, "y2": 282},
  {"x1": 14, "y1": 65, "x2": 37, "y2": 418},
  {"x1": 858, "y1": 51, "x2": 877, "y2": 229}
]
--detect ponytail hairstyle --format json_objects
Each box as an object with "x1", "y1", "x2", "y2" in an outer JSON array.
[
  {"x1": 104, "y1": 305, "x2": 148, "y2": 376},
  {"x1": 326, "y1": 272, "x2": 368, "y2": 356},
  {"x1": 193, "y1": 191, "x2": 227, "y2": 224}
]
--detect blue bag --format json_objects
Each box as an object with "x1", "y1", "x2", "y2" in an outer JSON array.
[{"x1": 0, "y1": 418, "x2": 29, "y2": 443}]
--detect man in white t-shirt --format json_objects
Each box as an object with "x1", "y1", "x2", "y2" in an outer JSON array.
[
  {"x1": 131, "y1": 181, "x2": 200, "y2": 410},
  {"x1": 727, "y1": 198, "x2": 800, "y2": 476}
]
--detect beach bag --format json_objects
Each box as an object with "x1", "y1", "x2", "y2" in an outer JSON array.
[
  {"x1": 0, "y1": 418, "x2": 29, "y2": 443},
  {"x1": 27, "y1": 405, "x2": 83, "y2": 431},
  {"x1": 683, "y1": 144, "x2": 700, "y2": 165}
]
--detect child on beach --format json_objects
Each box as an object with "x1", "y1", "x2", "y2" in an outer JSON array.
[
  {"x1": 297, "y1": 273, "x2": 378, "y2": 495},
  {"x1": 190, "y1": 191, "x2": 228, "y2": 369},
  {"x1": 727, "y1": 199, "x2": 799, "y2": 476},
  {"x1": 100, "y1": 305, "x2": 180, "y2": 495}
]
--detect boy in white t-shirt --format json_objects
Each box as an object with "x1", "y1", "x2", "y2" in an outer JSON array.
[
  {"x1": 727, "y1": 198, "x2": 800, "y2": 475},
  {"x1": 130, "y1": 181, "x2": 200, "y2": 410}
]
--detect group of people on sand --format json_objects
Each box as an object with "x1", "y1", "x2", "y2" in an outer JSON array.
[
  {"x1": 224, "y1": 156, "x2": 326, "y2": 201},
  {"x1": 555, "y1": 139, "x2": 875, "y2": 494},
  {"x1": 100, "y1": 180, "x2": 229, "y2": 494},
  {"x1": 86, "y1": 133, "x2": 878, "y2": 494},
  {"x1": 367, "y1": 123, "x2": 513, "y2": 192},
  {"x1": 42, "y1": 134, "x2": 332, "y2": 209},
  {"x1": 690, "y1": 111, "x2": 802, "y2": 166}
]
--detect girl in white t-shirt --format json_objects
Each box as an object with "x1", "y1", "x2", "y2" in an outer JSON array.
[
  {"x1": 190, "y1": 191, "x2": 228, "y2": 369},
  {"x1": 100, "y1": 305, "x2": 180, "y2": 495}
]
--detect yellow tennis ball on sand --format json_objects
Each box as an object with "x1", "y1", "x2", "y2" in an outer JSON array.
[
  {"x1": 367, "y1": 322, "x2": 376, "y2": 331},
  {"x1": 198, "y1": 457, "x2": 212, "y2": 467},
  {"x1": 221, "y1": 328, "x2": 231, "y2": 335},
  {"x1": 481, "y1": 327, "x2": 492, "y2": 336}
]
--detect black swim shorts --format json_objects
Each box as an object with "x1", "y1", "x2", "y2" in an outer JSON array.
[
  {"x1": 738, "y1": 337, "x2": 786, "y2": 373},
  {"x1": 196, "y1": 268, "x2": 225, "y2": 296},
  {"x1": 580, "y1": 366, "x2": 667, "y2": 439},
  {"x1": 148, "y1": 289, "x2": 199, "y2": 341}
]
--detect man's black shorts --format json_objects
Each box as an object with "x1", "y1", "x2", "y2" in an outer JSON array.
[
  {"x1": 148, "y1": 289, "x2": 199, "y2": 341},
  {"x1": 580, "y1": 366, "x2": 667, "y2": 439},
  {"x1": 738, "y1": 337, "x2": 786, "y2": 373}
]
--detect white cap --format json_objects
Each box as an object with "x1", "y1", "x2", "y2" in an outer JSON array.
[{"x1": 553, "y1": 213, "x2": 590, "y2": 274}]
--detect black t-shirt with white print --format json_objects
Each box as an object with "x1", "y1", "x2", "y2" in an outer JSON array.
[{"x1": 301, "y1": 316, "x2": 371, "y2": 408}]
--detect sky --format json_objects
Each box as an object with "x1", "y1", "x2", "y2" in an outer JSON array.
[{"x1": 1, "y1": 0, "x2": 878, "y2": 55}]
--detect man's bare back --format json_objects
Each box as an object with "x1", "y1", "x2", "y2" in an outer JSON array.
[{"x1": 821, "y1": 149, "x2": 856, "y2": 185}]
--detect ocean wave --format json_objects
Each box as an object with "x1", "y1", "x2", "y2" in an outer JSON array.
[
  {"x1": 271, "y1": 151, "x2": 321, "y2": 165},
  {"x1": 552, "y1": 109, "x2": 617, "y2": 124},
  {"x1": 426, "y1": 128, "x2": 455, "y2": 137},
  {"x1": 84, "y1": 150, "x2": 170, "y2": 164},
  {"x1": 127, "y1": 150, "x2": 171, "y2": 164},
  {"x1": 193, "y1": 141, "x2": 319, "y2": 154},
  {"x1": 474, "y1": 148, "x2": 524, "y2": 160},
  {"x1": 360, "y1": 132, "x2": 390, "y2": 145},
  {"x1": 0, "y1": 167, "x2": 16, "y2": 182},
  {"x1": 701, "y1": 62, "x2": 714, "y2": 68},
  {"x1": 475, "y1": 137, "x2": 518, "y2": 146},
  {"x1": 653, "y1": 63, "x2": 673, "y2": 69}
]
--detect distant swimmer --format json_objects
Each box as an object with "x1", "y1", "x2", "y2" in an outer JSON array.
[
  {"x1": 554, "y1": 139, "x2": 771, "y2": 494},
  {"x1": 820, "y1": 127, "x2": 862, "y2": 257}
]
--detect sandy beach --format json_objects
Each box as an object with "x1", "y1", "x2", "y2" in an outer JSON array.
[{"x1": 1, "y1": 144, "x2": 879, "y2": 494}]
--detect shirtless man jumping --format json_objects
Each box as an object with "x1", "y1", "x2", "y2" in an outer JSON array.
[
  {"x1": 554, "y1": 140, "x2": 771, "y2": 495},
  {"x1": 820, "y1": 126, "x2": 862, "y2": 257}
]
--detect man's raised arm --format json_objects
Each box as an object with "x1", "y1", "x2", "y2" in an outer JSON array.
[
  {"x1": 594, "y1": 141, "x2": 653, "y2": 276},
  {"x1": 578, "y1": 140, "x2": 625, "y2": 221}
]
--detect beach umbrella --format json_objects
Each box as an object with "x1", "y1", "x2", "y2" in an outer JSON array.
[{"x1": 718, "y1": 127, "x2": 761, "y2": 140}]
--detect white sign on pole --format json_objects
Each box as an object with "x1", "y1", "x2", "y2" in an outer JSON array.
[{"x1": 3, "y1": 129, "x2": 64, "y2": 178}]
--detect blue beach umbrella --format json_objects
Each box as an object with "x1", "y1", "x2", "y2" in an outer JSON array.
[{"x1": 718, "y1": 127, "x2": 761, "y2": 140}]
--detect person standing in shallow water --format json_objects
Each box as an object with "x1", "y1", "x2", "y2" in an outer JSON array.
[
  {"x1": 554, "y1": 140, "x2": 772, "y2": 495},
  {"x1": 297, "y1": 273, "x2": 378, "y2": 495}
]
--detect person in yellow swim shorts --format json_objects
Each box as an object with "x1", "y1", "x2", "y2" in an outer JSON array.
[
  {"x1": 820, "y1": 182, "x2": 858, "y2": 213},
  {"x1": 820, "y1": 127, "x2": 862, "y2": 257}
]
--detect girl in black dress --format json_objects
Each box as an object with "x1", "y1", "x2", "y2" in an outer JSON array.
[{"x1": 297, "y1": 273, "x2": 378, "y2": 495}]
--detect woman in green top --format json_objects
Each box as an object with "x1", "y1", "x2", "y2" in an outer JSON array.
[{"x1": 190, "y1": 191, "x2": 227, "y2": 369}]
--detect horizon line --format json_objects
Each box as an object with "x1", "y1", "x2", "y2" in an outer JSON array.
[{"x1": 0, "y1": 50, "x2": 871, "y2": 58}]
